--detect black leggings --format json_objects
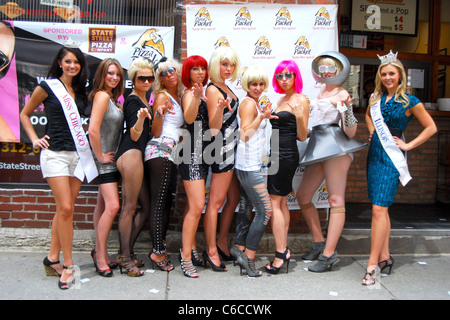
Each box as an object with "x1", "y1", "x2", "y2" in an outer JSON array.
[{"x1": 144, "y1": 157, "x2": 177, "y2": 254}]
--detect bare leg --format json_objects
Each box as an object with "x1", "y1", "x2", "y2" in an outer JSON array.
[{"x1": 204, "y1": 171, "x2": 233, "y2": 268}]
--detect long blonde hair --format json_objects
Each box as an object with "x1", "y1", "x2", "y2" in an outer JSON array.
[{"x1": 369, "y1": 59, "x2": 409, "y2": 108}]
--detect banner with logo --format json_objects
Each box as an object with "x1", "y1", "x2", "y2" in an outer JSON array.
[
  {"x1": 0, "y1": 20, "x2": 174, "y2": 183},
  {"x1": 186, "y1": 4, "x2": 338, "y2": 208}
]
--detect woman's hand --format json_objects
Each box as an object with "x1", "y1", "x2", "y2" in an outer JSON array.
[
  {"x1": 217, "y1": 97, "x2": 233, "y2": 113},
  {"x1": 191, "y1": 83, "x2": 207, "y2": 100},
  {"x1": 287, "y1": 97, "x2": 304, "y2": 118},
  {"x1": 156, "y1": 100, "x2": 176, "y2": 118},
  {"x1": 99, "y1": 151, "x2": 115, "y2": 164},
  {"x1": 137, "y1": 107, "x2": 151, "y2": 120},
  {"x1": 261, "y1": 103, "x2": 278, "y2": 120},
  {"x1": 32, "y1": 135, "x2": 50, "y2": 149},
  {"x1": 393, "y1": 136, "x2": 410, "y2": 151}
]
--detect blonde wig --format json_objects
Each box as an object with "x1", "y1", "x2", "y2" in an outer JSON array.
[
  {"x1": 128, "y1": 57, "x2": 154, "y2": 85},
  {"x1": 241, "y1": 66, "x2": 269, "y2": 92},
  {"x1": 152, "y1": 57, "x2": 183, "y2": 95},
  {"x1": 208, "y1": 46, "x2": 240, "y2": 82}
]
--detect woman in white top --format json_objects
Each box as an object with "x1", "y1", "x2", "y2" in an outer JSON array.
[
  {"x1": 143, "y1": 57, "x2": 184, "y2": 272},
  {"x1": 233, "y1": 67, "x2": 277, "y2": 277}
]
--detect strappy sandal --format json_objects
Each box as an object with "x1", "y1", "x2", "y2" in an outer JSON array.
[
  {"x1": 362, "y1": 265, "x2": 380, "y2": 286},
  {"x1": 266, "y1": 248, "x2": 290, "y2": 274},
  {"x1": 149, "y1": 250, "x2": 174, "y2": 272},
  {"x1": 378, "y1": 255, "x2": 394, "y2": 274},
  {"x1": 58, "y1": 265, "x2": 75, "y2": 290},
  {"x1": 191, "y1": 248, "x2": 205, "y2": 267},
  {"x1": 179, "y1": 249, "x2": 199, "y2": 278},
  {"x1": 117, "y1": 255, "x2": 144, "y2": 277}
]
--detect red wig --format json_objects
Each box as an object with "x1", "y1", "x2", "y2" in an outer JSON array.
[{"x1": 181, "y1": 55, "x2": 209, "y2": 87}]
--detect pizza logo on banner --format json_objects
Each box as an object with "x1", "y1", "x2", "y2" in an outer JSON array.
[
  {"x1": 274, "y1": 7, "x2": 293, "y2": 27},
  {"x1": 234, "y1": 7, "x2": 253, "y2": 28},
  {"x1": 0, "y1": 2, "x2": 26, "y2": 19},
  {"x1": 235, "y1": 66, "x2": 248, "y2": 88},
  {"x1": 293, "y1": 36, "x2": 312, "y2": 56},
  {"x1": 131, "y1": 28, "x2": 165, "y2": 64},
  {"x1": 253, "y1": 36, "x2": 273, "y2": 58},
  {"x1": 89, "y1": 27, "x2": 116, "y2": 53},
  {"x1": 193, "y1": 7, "x2": 213, "y2": 28},
  {"x1": 214, "y1": 36, "x2": 230, "y2": 48},
  {"x1": 314, "y1": 7, "x2": 332, "y2": 28}
]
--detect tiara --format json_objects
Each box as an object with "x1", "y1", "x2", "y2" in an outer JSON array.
[
  {"x1": 377, "y1": 50, "x2": 398, "y2": 65},
  {"x1": 61, "y1": 38, "x2": 81, "y2": 48}
]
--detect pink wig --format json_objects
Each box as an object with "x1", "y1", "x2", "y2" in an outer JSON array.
[
  {"x1": 272, "y1": 60, "x2": 303, "y2": 94},
  {"x1": 182, "y1": 55, "x2": 209, "y2": 87}
]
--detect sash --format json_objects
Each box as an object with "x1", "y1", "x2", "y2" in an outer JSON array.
[
  {"x1": 370, "y1": 100, "x2": 411, "y2": 186},
  {"x1": 45, "y1": 79, "x2": 98, "y2": 183}
]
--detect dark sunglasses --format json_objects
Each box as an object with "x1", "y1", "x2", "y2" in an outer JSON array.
[
  {"x1": 275, "y1": 72, "x2": 294, "y2": 81},
  {"x1": 0, "y1": 51, "x2": 10, "y2": 69},
  {"x1": 159, "y1": 67, "x2": 176, "y2": 78},
  {"x1": 137, "y1": 75, "x2": 155, "y2": 82}
]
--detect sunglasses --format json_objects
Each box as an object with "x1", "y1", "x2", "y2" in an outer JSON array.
[
  {"x1": 318, "y1": 65, "x2": 337, "y2": 73},
  {"x1": 0, "y1": 50, "x2": 11, "y2": 69},
  {"x1": 275, "y1": 72, "x2": 294, "y2": 81},
  {"x1": 137, "y1": 75, "x2": 155, "y2": 82},
  {"x1": 159, "y1": 67, "x2": 176, "y2": 78}
]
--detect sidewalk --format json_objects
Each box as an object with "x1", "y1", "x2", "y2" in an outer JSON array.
[{"x1": 0, "y1": 250, "x2": 449, "y2": 302}]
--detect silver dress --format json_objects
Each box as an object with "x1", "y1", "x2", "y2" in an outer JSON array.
[
  {"x1": 93, "y1": 99, "x2": 124, "y2": 174},
  {"x1": 299, "y1": 97, "x2": 366, "y2": 166}
]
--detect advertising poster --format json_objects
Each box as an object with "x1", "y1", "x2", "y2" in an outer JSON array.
[
  {"x1": 186, "y1": 4, "x2": 338, "y2": 208},
  {"x1": 0, "y1": 20, "x2": 174, "y2": 183}
]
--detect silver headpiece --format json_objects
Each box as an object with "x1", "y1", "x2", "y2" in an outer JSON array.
[
  {"x1": 377, "y1": 50, "x2": 398, "y2": 65},
  {"x1": 311, "y1": 51, "x2": 350, "y2": 86}
]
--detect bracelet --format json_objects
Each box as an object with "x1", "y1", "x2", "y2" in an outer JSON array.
[
  {"x1": 155, "y1": 111, "x2": 164, "y2": 119},
  {"x1": 132, "y1": 126, "x2": 143, "y2": 134},
  {"x1": 32, "y1": 139, "x2": 40, "y2": 149}
]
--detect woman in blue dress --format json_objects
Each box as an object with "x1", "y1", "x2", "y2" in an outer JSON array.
[{"x1": 363, "y1": 51, "x2": 437, "y2": 285}]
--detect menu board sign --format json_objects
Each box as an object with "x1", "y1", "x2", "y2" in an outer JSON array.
[{"x1": 351, "y1": 0, "x2": 418, "y2": 36}]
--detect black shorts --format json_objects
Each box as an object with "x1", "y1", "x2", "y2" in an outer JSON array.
[{"x1": 97, "y1": 170, "x2": 121, "y2": 184}]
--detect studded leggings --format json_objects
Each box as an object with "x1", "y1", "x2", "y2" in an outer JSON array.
[
  {"x1": 235, "y1": 169, "x2": 273, "y2": 251},
  {"x1": 145, "y1": 156, "x2": 177, "y2": 254}
]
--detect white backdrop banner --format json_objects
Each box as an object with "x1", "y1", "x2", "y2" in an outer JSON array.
[{"x1": 186, "y1": 4, "x2": 338, "y2": 209}]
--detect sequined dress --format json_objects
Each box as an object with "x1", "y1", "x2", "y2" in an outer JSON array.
[{"x1": 367, "y1": 93, "x2": 420, "y2": 207}]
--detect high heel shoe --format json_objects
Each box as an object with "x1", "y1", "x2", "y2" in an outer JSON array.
[
  {"x1": 237, "y1": 251, "x2": 262, "y2": 277},
  {"x1": 91, "y1": 248, "x2": 118, "y2": 270},
  {"x1": 58, "y1": 265, "x2": 75, "y2": 290},
  {"x1": 301, "y1": 241, "x2": 325, "y2": 260},
  {"x1": 230, "y1": 244, "x2": 243, "y2": 266},
  {"x1": 266, "y1": 248, "x2": 290, "y2": 274},
  {"x1": 43, "y1": 256, "x2": 62, "y2": 277},
  {"x1": 149, "y1": 250, "x2": 174, "y2": 272},
  {"x1": 117, "y1": 255, "x2": 144, "y2": 277},
  {"x1": 308, "y1": 251, "x2": 339, "y2": 273},
  {"x1": 179, "y1": 249, "x2": 199, "y2": 278},
  {"x1": 362, "y1": 265, "x2": 380, "y2": 286},
  {"x1": 378, "y1": 255, "x2": 394, "y2": 274},
  {"x1": 217, "y1": 245, "x2": 233, "y2": 261},
  {"x1": 202, "y1": 250, "x2": 227, "y2": 272}
]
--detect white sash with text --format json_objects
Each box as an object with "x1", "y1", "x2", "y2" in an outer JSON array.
[
  {"x1": 370, "y1": 100, "x2": 411, "y2": 186},
  {"x1": 45, "y1": 79, "x2": 98, "y2": 182}
]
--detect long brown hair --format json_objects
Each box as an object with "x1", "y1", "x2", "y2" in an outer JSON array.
[{"x1": 89, "y1": 58, "x2": 124, "y2": 102}]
